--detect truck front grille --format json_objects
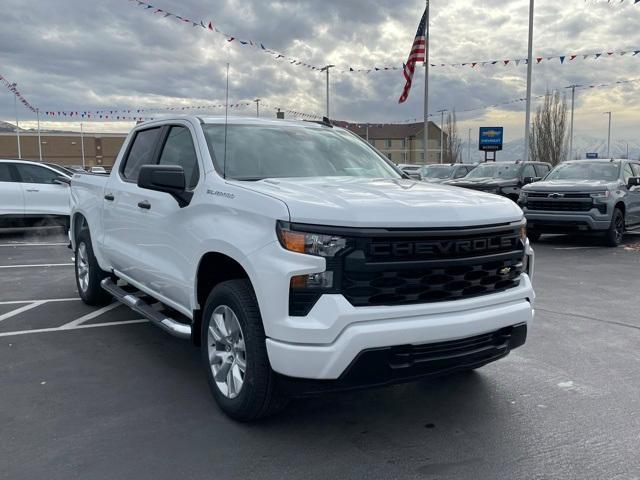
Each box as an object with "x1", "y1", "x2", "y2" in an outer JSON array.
[{"x1": 526, "y1": 200, "x2": 593, "y2": 212}]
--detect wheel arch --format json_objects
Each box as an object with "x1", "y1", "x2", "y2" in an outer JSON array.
[{"x1": 192, "y1": 252, "x2": 256, "y2": 346}]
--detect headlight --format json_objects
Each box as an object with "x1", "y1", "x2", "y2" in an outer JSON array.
[
  {"x1": 519, "y1": 220, "x2": 527, "y2": 243},
  {"x1": 277, "y1": 222, "x2": 348, "y2": 257},
  {"x1": 590, "y1": 191, "x2": 609, "y2": 199},
  {"x1": 518, "y1": 191, "x2": 528, "y2": 203}
]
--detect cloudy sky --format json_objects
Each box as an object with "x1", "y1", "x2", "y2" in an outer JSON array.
[{"x1": 1, "y1": 0, "x2": 639, "y2": 144}]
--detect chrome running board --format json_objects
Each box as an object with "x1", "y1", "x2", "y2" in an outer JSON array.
[{"x1": 101, "y1": 278, "x2": 192, "y2": 340}]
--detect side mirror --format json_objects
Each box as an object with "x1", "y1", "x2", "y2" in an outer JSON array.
[
  {"x1": 137, "y1": 165, "x2": 193, "y2": 207},
  {"x1": 628, "y1": 177, "x2": 640, "y2": 189},
  {"x1": 54, "y1": 176, "x2": 71, "y2": 186},
  {"x1": 522, "y1": 176, "x2": 535, "y2": 185}
]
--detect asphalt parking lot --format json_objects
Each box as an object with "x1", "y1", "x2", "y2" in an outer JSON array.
[{"x1": 1, "y1": 229, "x2": 639, "y2": 480}]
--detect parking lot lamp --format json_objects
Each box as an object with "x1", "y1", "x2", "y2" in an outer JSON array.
[
  {"x1": 80, "y1": 123, "x2": 86, "y2": 168},
  {"x1": 523, "y1": 0, "x2": 534, "y2": 162},
  {"x1": 604, "y1": 112, "x2": 612, "y2": 158},
  {"x1": 36, "y1": 108, "x2": 42, "y2": 162},
  {"x1": 13, "y1": 83, "x2": 21, "y2": 159}
]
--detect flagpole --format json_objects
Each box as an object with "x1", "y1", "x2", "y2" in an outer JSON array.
[
  {"x1": 423, "y1": 0, "x2": 430, "y2": 165},
  {"x1": 36, "y1": 108, "x2": 42, "y2": 162},
  {"x1": 523, "y1": 0, "x2": 535, "y2": 162}
]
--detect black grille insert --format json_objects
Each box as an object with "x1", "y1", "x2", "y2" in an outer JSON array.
[{"x1": 526, "y1": 200, "x2": 593, "y2": 212}]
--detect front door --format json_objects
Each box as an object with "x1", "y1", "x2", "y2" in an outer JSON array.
[{"x1": 14, "y1": 163, "x2": 69, "y2": 218}]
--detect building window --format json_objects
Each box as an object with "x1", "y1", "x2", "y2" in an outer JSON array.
[
  {"x1": 386, "y1": 153, "x2": 392, "y2": 160},
  {"x1": 420, "y1": 153, "x2": 425, "y2": 161},
  {"x1": 385, "y1": 139, "x2": 392, "y2": 149}
]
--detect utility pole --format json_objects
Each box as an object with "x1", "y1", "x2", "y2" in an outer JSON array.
[
  {"x1": 36, "y1": 108, "x2": 42, "y2": 162},
  {"x1": 566, "y1": 84, "x2": 581, "y2": 161},
  {"x1": 438, "y1": 109, "x2": 446, "y2": 164},
  {"x1": 365, "y1": 124, "x2": 369, "y2": 143},
  {"x1": 423, "y1": 0, "x2": 430, "y2": 165},
  {"x1": 468, "y1": 128, "x2": 472, "y2": 164},
  {"x1": 604, "y1": 111, "x2": 612, "y2": 158},
  {"x1": 80, "y1": 123, "x2": 86, "y2": 168},
  {"x1": 254, "y1": 98, "x2": 261, "y2": 117},
  {"x1": 13, "y1": 83, "x2": 21, "y2": 159},
  {"x1": 523, "y1": 0, "x2": 535, "y2": 162},
  {"x1": 322, "y1": 65, "x2": 334, "y2": 118}
]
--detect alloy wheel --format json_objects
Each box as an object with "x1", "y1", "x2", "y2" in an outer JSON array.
[
  {"x1": 77, "y1": 242, "x2": 89, "y2": 292},
  {"x1": 207, "y1": 305, "x2": 247, "y2": 399}
]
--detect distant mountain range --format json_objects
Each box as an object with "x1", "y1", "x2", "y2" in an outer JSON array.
[{"x1": 461, "y1": 134, "x2": 640, "y2": 163}]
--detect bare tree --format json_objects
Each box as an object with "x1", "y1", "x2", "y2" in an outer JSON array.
[
  {"x1": 529, "y1": 91, "x2": 568, "y2": 166},
  {"x1": 443, "y1": 110, "x2": 462, "y2": 163}
]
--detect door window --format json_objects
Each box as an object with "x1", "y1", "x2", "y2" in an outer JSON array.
[
  {"x1": 522, "y1": 164, "x2": 536, "y2": 179},
  {"x1": 157, "y1": 126, "x2": 200, "y2": 189},
  {"x1": 454, "y1": 167, "x2": 468, "y2": 178},
  {"x1": 15, "y1": 164, "x2": 60, "y2": 184},
  {"x1": 623, "y1": 164, "x2": 634, "y2": 183},
  {"x1": 534, "y1": 164, "x2": 551, "y2": 177},
  {"x1": 121, "y1": 127, "x2": 162, "y2": 182},
  {"x1": 632, "y1": 163, "x2": 640, "y2": 176},
  {"x1": 0, "y1": 163, "x2": 17, "y2": 182}
]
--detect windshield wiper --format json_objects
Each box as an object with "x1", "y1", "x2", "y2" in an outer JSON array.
[{"x1": 231, "y1": 176, "x2": 266, "y2": 182}]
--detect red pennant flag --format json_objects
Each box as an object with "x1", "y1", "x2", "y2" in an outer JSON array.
[
  {"x1": 536, "y1": 57, "x2": 543, "y2": 64},
  {"x1": 570, "y1": 55, "x2": 577, "y2": 61},
  {"x1": 503, "y1": 60, "x2": 510, "y2": 66},
  {"x1": 208, "y1": 21, "x2": 213, "y2": 30}
]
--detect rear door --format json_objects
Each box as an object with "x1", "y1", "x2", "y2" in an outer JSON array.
[
  {"x1": 14, "y1": 163, "x2": 70, "y2": 217},
  {"x1": 0, "y1": 163, "x2": 24, "y2": 222}
]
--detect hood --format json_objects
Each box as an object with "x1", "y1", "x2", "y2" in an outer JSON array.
[
  {"x1": 422, "y1": 178, "x2": 449, "y2": 184},
  {"x1": 446, "y1": 177, "x2": 518, "y2": 188},
  {"x1": 236, "y1": 177, "x2": 522, "y2": 228},
  {"x1": 522, "y1": 179, "x2": 619, "y2": 192}
]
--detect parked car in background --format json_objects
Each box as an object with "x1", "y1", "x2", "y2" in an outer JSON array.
[
  {"x1": 0, "y1": 159, "x2": 71, "y2": 229},
  {"x1": 397, "y1": 164, "x2": 423, "y2": 180},
  {"x1": 445, "y1": 161, "x2": 552, "y2": 202},
  {"x1": 89, "y1": 166, "x2": 108, "y2": 174},
  {"x1": 44, "y1": 162, "x2": 77, "y2": 177},
  {"x1": 69, "y1": 116, "x2": 534, "y2": 421},
  {"x1": 519, "y1": 159, "x2": 640, "y2": 246},
  {"x1": 421, "y1": 164, "x2": 476, "y2": 183}
]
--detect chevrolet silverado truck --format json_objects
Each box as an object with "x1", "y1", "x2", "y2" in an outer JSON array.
[
  {"x1": 519, "y1": 159, "x2": 640, "y2": 246},
  {"x1": 69, "y1": 117, "x2": 535, "y2": 421},
  {"x1": 445, "y1": 161, "x2": 552, "y2": 202}
]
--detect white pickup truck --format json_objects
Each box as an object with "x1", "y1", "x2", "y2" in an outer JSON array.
[{"x1": 70, "y1": 116, "x2": 535, "y2": 421}]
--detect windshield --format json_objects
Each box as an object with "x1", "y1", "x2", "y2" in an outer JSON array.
[
  {"x1": 466, "y1": 163, "x2": 520, "y2": 179},
  {"x1": 202, "y1": 124, "x2": 402, "y2": 180},
  {"x1": 546, "y1": 162, "x2": 620, "y2": 181},
  {"x1": 422, "y1": 165, "x2": 455, "y2": 179}
]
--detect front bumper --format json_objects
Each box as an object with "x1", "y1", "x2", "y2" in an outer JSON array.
[
  {"x1": 248, "y1": 238, "x2": 535, "y2": 382},
  {"x1": 523, "y1": 210, "x2": 611, "y2": 232}
]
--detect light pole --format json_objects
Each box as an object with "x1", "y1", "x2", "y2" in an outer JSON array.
[
  {"x1": 438, "y1": 109, "x2": 446, "y2": 163},
  {"x1": 36, "y1": 108, "x2": 42, "y2": 162},
  {"x1": 566, "y1": 84, "x2": 581, "y2": 161},
  {"x1": 254, "y1": 98, "x2": 261, "y2": 117},
  {"x1": 523, "y1": 0, "x2": 535, "y2": 163},
  {"x1": 423, "y1": 0, "x2": 430, "y2": 165},
  {"x1": 604, "y1": 111, "x2": 612, "y2": 158},
  {"x1": 80, "y1": 123, "x2": 86, "y2": 168},
  {"x1": 468, "y1": 128, "x2": 472, "y2": 163},
  {"x1": 322, "y1": 65, "x2": 335, "y2": 118},
  {"x1": 13, "y1": 83, "x2": 21, "y2": 159}
]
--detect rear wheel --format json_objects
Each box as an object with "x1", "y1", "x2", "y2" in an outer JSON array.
[
  {"x1": 75, "y1": 229, "x2": 112, "y2": 306},
  {"x1": 604, "y1": 208, "x2": 625, "y2": 247},
  {"x1": 201, "y1": 279, "x2": 287, "y2": 421}
]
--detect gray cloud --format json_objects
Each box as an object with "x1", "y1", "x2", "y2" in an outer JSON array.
[{"x1": 0, "y1": 0, "x2": 638, "y2": 141}]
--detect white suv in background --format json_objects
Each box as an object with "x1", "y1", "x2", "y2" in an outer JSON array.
[{"x1": 0, "y1": 159, "x2": 71, "y2": 229}]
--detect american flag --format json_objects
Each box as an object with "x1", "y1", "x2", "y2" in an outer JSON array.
[{"x1": 398, "y1": 7, "x2": 428, "y2": 103}]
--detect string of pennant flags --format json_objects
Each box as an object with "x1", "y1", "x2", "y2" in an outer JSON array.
[
  {"x1": 0, "y1": 73, "x2": 37, "y2": 113},
  {"x1": 128, "y1": 0, "x2": 324, "y2": 71},
  {"x1": 128, "y1": 0, "x2": 639, "y2": 74}
]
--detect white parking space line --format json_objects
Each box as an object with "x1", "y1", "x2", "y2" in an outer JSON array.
[
  {"x1": 0, "y1": 263, "x2": 74, "y2": 269},
  {"x1": 0, "y1": 298, "x2": 80, "y2": 306},
  {"x1": 0, "y1": 243, "x2": 68, "y2": 247},
  {"x1": 0, "y1": 319, "x2": 148, "y2": 338},
  {"x1": 0, "y1": 301, "x2": 46, "y2": 323},
  {"x1": 60, "y1": 302, "x2": 122, "y2": 329}
]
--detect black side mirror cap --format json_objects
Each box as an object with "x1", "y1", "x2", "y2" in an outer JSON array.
[
  {"x1": 628, "y1": 177, "x2": 640, "y2": 189},
  {"x1": 137, "y1": 165, "x2": 193, "y2": 207},
  {"x1": 522, "y1": 176, "x2": 536, "y2": 185},
  {"x1": 54, "y1": 176, "x2": 71, "y2": 186}
]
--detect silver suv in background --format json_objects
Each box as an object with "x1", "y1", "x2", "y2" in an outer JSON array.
[
  {"x1": 518, "y1": 159, "x2": 640, "y2": 246},
  {"x1": 421, "y1": 164, "x2": 475, "y2": 183}
]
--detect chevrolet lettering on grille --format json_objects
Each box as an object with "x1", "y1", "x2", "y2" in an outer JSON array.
[{"x1": 370, "y1": 234, "x2": 519, "y2": 257}]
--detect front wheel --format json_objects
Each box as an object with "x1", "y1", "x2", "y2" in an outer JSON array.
[
  {"x1": 75, "y1": 230, "x2": 112, "y2": 306},
  {"x1": 604, "y1": 208, "x2": 625, "y2": 247},
  {"x1": 201, "y1": 279, "x2": 286, "y2": 421}
]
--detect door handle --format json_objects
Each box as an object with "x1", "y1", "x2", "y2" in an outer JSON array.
[
  {"x1": 137, "y1": 200, "x2": 151, "y2": 210},
  {"x1": 104, "y1": 193, "x2": 115, "y2": 201},
  {"x1": 25, "y1": 189, "x2": 39, "y2": 192}
]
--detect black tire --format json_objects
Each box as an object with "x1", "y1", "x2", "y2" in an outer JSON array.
[
  {"x1": 75, "y1": 229, "x2": 112, "y2": 306},
  {"x1": 200, "y1": 279, "x2": 287, "y2": 421},
  {"x1": 604, "y1": 208, "x2": 625, "y2": 247},
  {"x1": 527, "y1": 230, "x2": 542, "y2": 242}
]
